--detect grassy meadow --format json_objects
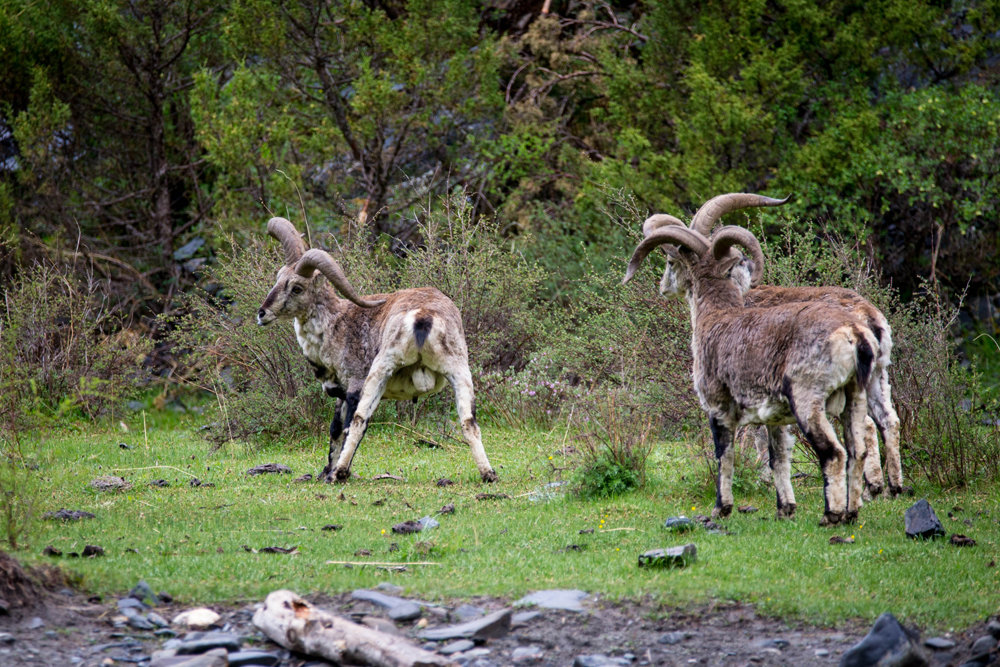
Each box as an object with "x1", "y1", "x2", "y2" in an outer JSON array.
[{"x1": 20, "y1": 408, "x2": 1000, "y2": 630}]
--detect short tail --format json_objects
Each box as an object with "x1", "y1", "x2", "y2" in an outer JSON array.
[
  {"x1": 854, "y1": 327, "x2": 877, "y2": 388},
  {"x1": 413, "y1": 314, "x2": 433, "y2": 349}
]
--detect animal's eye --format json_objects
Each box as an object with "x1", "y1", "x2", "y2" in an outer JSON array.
[{"x1": 291, "y1": 286, "x2": 304, "y2": 295}]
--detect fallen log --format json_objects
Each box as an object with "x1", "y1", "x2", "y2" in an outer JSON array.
[{"x1": 253, "y1": 590, "x2": 456, "y2": 667}]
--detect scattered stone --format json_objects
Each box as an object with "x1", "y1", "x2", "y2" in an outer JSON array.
[
  {"x1": 463, "y1": 648, "x2": 492, "y2": 659},
  {"x1": 387, "y1": 604, "x2": 422, "y2": 622},
  {"x1": 988, "y1": 621, "x2": 1000, "y2": 640},
  {"x1": 437, "y1": 478, "x2": 454, "y2": 487},
  {"x1": 176, "y1": 632, "x2": 242, "y2": 654},
  {"x1": 658, "y1": 632, "x2": 688, "y2": 645},
  {"x1": 439, "y1": 640, "x2": 475, "y2": 655},
  {"x1": 692, "y1": 515, "x2": 711, "y2": 524},
  {"x1": 155, "y1": 629, "x2": 178, "y2": 638},
  {"x1": 227, "y1": 650, "x2": 281, "y2": 666},
  {"x1": 43, "y1": 509, "x2": 96, "y2": 521},
  {"x1": 815, "y1": 649, "x2": 829, "y2": 657},
  {"x1": 0, "y1": 599, "x2": 8, "y2": 615},
  {"x1": 438, "y1": 503, "x2": 455, "y2": 515},
  {"x1": 293, "y1": 474, "x2": 313, "y2": 483},
  {"x1": 247, "y1": 463, "x2": 292, "y2": 476},
  {"x1": 321, "y1": 524, "x2": 343, "y2": 531},
  {"x1": 638, "y1": 544, "x2": 696, "y2": 568},
  {"x1": 924, "y1": 637, "x2": 957, "y2": 650},
  {"x1": 420, "y1": 608, "x2": 512, "y2": 641},
  {"x1": 573, "y1": 655, "x2": 632, "y2": 667},
  {"x1": 159, "y1": 591, "x2": 174, "y2": 604},
  {"x1": 830, "y1": 536, "x2": 855, "y2": 544},
  {"x1": 351, "y1": 589, "x2": 422, "y2": 621},
  {"x1": 392, "y1": 520, "x2": 423, "y2": 534},
  {"x1": 42, "y1": 545, "x2": 62, "y2": 556},
  {"x1": 950, "y1": 534, "x2": 976, "y2": 547},
  {"x1": 150, "y1": 653, "x2": 228, "y2": 667},
  {"x1": 127, "y1": 614, "x2": 155, "y2": 630},
  {"x1": 511, "y1": 611, "x2": 541, "y2": 627},
  {"x1": 755, "y1": 638, "x2": 789, "y2": 650},
  {"x1": 451, "y1": 605, "x2": 485, "y2": 622},
  {"x1": 375, "y1": 582, "x2": 404, "y2": 595},
  {"x1": 419, "y1": 516, "x2": 440, "y2": 531},
  {"x1": 512, "y1": 646, "x2": 544, "y2": 662},
  {"x1": 663, "y1": 517, "x2": 694, "y2": 532},
  {"x1": 129, "y1": 581, "x2": 157, "y2": 604},
  {"x1": 516, "y1": 590, "x2": 588, "y2": 612},
  {"x1": 971, "y1": 636, "x2": 996, "y2": 658},
  {"x1": 738, "y1": 505, "x2": 758, "y2": 514},
  {"x1": 579, "y1": 528, "x2": 595, "y2": 534},
  {"x1": 151, "y1": 479, "x2": 170, "y2": 487},
  {"x1": 0, "y1": 631, "x2": 13, "y2": 643},
  {"x1": 82, "y1": 544, "x2": 105, "y2": 557},
  {"x1": 90, "y1": 476, "x2": 132, "y2": 492},
  {"x1": 475, "y1": 493, "x2": 510, "y2": 501},
  {"x1": 360, "y1": 617, "x2": 400, "y2": 635},
  {"x1": 148, "y1": 612, "x2": 169, "y2": 628},
  {"x1": 27, "y1": 617, "x2": 44, "y2": 630},
  {"x1": 905, "y1": 500, "x2": 946, "y2": 540},
  {"x1": 840, "y1": 612, "x2": 928, "y2": 667},
  {"x1": 172, "y1": 608, "x2": 221, "y2": 629}
]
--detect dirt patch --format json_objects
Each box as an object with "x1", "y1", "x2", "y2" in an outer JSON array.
[
  {"x1": 0, "y1": 551, "x2": 40, "y2": 610},
  {"x1": 0, "y1": 587, "x2": 991, "y2": 667}
]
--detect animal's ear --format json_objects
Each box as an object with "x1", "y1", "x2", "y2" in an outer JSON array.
[
  {"x1": 716, "y1": 252, "x2": 742, "y2": 276},
  {"x1": 664, "y1": 245, "x2": 681, "y2": 260}
]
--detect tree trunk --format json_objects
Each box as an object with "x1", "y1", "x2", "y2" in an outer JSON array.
[{"x1": 253, "y1": 590, "x2": 456, "y2": 667}]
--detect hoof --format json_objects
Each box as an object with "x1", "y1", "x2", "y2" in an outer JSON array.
[
  {"x1": 317, "y1": 465, "x2": 334, "y2": 483},
  {"x1": 865, "y1": 482, "x2": 883, "y2": 498},
  {"x1": 844, "y1": 510, "x2": 859, "y2": 524},
  {"x1": 819, "y1": 512, "x2": 845, "y2": 527},
  {"x1": 775, "y1": 504, "x2": 796, "y2": 520},
  {"x1": 481, "y1": 469, "x2": 499, "y2": 483},
  {"x1": 711, "y1": 505, "x2": 732, "y2": 520},
  {"x1": 334, "y1": 467, "x2": 351, "y2": 482}
]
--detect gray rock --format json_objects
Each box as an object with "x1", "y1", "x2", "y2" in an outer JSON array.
[
  {"x1": 971, "y1": 636, "x2": 996, "y2": 658},
  {"x1": 118, "y1": 597, "x2": 149, "y2": 611},
  {"x1": 638, "y1": 544, "x2": 696, "y2": 568},
  {"x1": 511, "y1": 611, "x2": 541, "y2": 627},
  {"x1": 988, "y1": 621, "x2": 1000, "y2": 640},
  {"x1": 43, "y1": 509, "x2": 95, "y2": 521},
  {"x1": 462, "y1": 649, "x2": 491, "y2": 658},
  {"x1": 148, "y1": 612, "x2": 169, "y2": 628},
  {"x1": 420, "y1": 608, "x2": 512, "y2": 641},
  {"x1": 905, "y1": 500, "x2": 946, "y2": 540},
  {"x1": 150, "y1": 654, "x2": 228, "y2": 667},
  {"x1": 27, "y1": 617, "x2": 44, "y2": 630},
  {"x1": 663, "y1": 517, "x2": 694, "y2": 532},
  {"x1": 352, "y1": 589, "x2": 416, "y2": 610},
  {"x1": 374, "y1": 582, "x2": 404, "y2": 595},
  {"x1": 227, "y1": 650, "x2": 281, "y2": 666},
  {"x1": 516, "y1": 590, "x2": 588, "y2": 612},
  {"x1": 924, "y1": 637, "x2": 956, "y2": 650},
  {"x1": 419, "y1": 516, "x2": 440, "y2": 530},
  {"x1": 439, "y1": 640, "x2": 475, "y2": 655},
  {"x1": 360, "y1": 617, "x2": 399, "y2": 635},
  {"x1": 573, "y1": 655, "x2": 632, "y2": 667},
  {"x1": 387, "y1": 603, "x2": 422, "y2": 621},
  {"x1": 815, "y1": 649, "x2": 830, "y2": 657},
  {"x1": 512, "y1": 646, "x2": 544, "y2": 662},
  {"x1": 658, "y1": 632, "x2": 688, "y2": 645},
  {"x1": 468, "y1": 660, "x2": 495, "y2": 667},
  {"x1": 0, "y1": 632, "x2": 13, "y2": 643},
  {"x1": 129, "y1": 581, "x2": 157, "y2": 604},
  {"x1": 756, "y1": 638, "x2": 789, "y2": 650},
  {"x1": 154, "y1": 629, "x2": 177, "y2": 638},
  {"x1": 246, "y1": 463, "x2": 292, "y2": 476},
  {"x1": 959, "y1": 661, "x2": 989, "y2": 667},
  {"x1": 841, "y1": 612, "x2": 928, "y2": 667},
  {"x1": 452, "y1": 605, "x2": 485, "y2": 622},
  {"x1": 175, "y1": 632, "x2": 242, "y2": 654},
  {"x1": 127, "y1": 614, "x2": 155, "y2": 631},
  {"x1": 173, "y1": 238, "x2": 205, "y2": 261}
]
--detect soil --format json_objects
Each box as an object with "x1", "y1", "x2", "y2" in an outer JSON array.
[{"x1": 0, "y1": 586, "x2": 990, "y2": 666}]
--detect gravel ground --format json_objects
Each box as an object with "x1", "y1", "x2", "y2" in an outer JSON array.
[{"x1": 0, "y1": 587, "x2": 990, "y2": 666}]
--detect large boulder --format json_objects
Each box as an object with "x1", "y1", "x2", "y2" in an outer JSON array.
[
  {"x1": 904, "y1": 500, "x2": 945, "y2": 540},
  {"x1": 840, "y1": 613, "x2": 928, "y2": 667}
]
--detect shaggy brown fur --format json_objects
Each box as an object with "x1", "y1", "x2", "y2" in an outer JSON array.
[{"x1": 258, "y1": 218, "x2": 497, "y2": 483}]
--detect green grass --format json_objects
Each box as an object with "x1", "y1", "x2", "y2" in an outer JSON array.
[{"x1": 15, "y1": 409, "x2": 1000, "y2": 629}]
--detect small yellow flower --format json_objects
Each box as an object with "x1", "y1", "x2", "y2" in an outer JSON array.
[
  {"x1": 879, "y1": 549, "x2": 883, "y2": 554},
  {"x1": 691, "y1": 506, "x2": 696, "y2": 511},
  {"x1": 615, "y1": 548, "x2": 619, "y2": 551},
  {"x1": 851, "y1": 535, "x2": 855, "y2": 539},
  {"x1": 381, "y1": 529, "x2": 386, "y2": 535},
  {"x1": 548, "y1": 456, "x2": 553, "y2": 460}
]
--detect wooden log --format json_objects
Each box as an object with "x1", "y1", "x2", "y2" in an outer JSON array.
[{"x1": 253, "y1": 590, "x2": 456, "y2": 667}]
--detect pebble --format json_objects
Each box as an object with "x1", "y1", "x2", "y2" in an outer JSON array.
[
  {"x1": 988, "y1": 621, "x2": 1000, "y2": 640},
  {"x1": 516, "y1": 590, "x2": 588, "y2": 612},
  {"x1": 420, "y1": 609, "x2": 512, "y2": 641},
  {"x1": 227, "y1": 650, "x2": 282, "y2": 666},
  {"x1": 171, "y1": 608, "x2": 221, "y2": 629},
  {"x1": 512, "y1": 646, "x2": 544, "y2": 662},
  {"x1": 27, "y1": 617, "x2": 44, "y2": 630},
  {"x1": 755, "y1": 638, "x2": 789, "y2": 650},
  {"x1": 971, "y1": 635, "x2": 996, "y2": 658},
  {"x1": 418, "y1": 516, "x2": 440, "y2": 530},
  {"x1": 815, "y1": 649, "x2": 829, "y2": 657},
  {"x1": 573, "y1": 655, "x2": 633, "y2": 667},
  {"x1": 175, "y1": 632, "x2": 242, "y2": 654},
  {"x1": 924, "y1": 637, "x2": 956, "y2": 650},
  {"x1": 511, "y1": 611, "x2": 541, "y2": 627},
  {"x1": 637, "y1": 544, "x2": 697, "y2": 568},
  {"x1": 463, "y1": 648, "x2": 492, "y2": 658},
  {"x1": 663, "y1": 517, "x2": 694, "y2": 531},
  {"x1": 360, "y1": 617, "x2": 399, "y2": 635},
  {"x1": 374, "y1": 582, "x2": 404, "y2": 595},
  {"x1": 439, "y1": 640, "x2": 475, "y2": 655},
  {"x1": 0, "y1": 633, "x2": 13, "y2": 644},
  {"x1": 119, "y1": 597, "x2": 148, "y2": 611},
  {"x1": 451, "y1": 605, "x2": 485, "y2": 622},
  {"x1": 658, "y1": 632, "x2": 688, "y2": 645},
  {"x1": 148, "y1": 612, "x2": 170, "y2": 628}
]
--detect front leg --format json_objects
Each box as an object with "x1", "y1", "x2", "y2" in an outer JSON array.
[
  {"x1": 318, "y1": 397, "x2": 345, "y2": 483},
  {"x1": 331, "y1": 362, "x2": 396, "y2": 482},
  {"x1": 767, "y1": 426, "x2": 797, "y2": 519},
  {"x1": 709, "y1": 415, "x2": 736, "y2": 519}
]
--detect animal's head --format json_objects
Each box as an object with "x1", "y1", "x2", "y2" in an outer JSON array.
[
  {"x1": 623, "y1": 221, "x2": 766, "y2": 302},
  {"x1": 257, "y1": 218, "x2": 384, "y2": 326},
  {"x1": 636, "y1": 193, "x2": 790, "y2": 299}
]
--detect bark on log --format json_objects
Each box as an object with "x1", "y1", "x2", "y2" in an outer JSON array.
[{"x1": 253, "y1": 590, "x2": 457, "y2": 667}]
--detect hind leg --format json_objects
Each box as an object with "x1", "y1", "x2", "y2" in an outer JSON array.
[
  {"x1": 710, "y1": 415, "x2": 736, "y2": 519},
  {"x1": 767, "y1": 426, "x2": 797, "y2": 519},
  {"x1": 790, "y1": 390, "x2": 848, "y2": 526},
  {"x1": 868, "y1": 370, "x2": 904, "y2": 496},
  {"x1": 447, "y1": 365, "x2": 497, "y2": 482},
  {"x1": 861, "y1": 417, "x2": 881, "y2": 500},
  {"x1": 841, "y1": 382, "x2": 869, "y2": 522}
]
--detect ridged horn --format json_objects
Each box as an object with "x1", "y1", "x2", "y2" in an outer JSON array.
[
  {"x1": 642, "y1": 213, "x2": 686, "y2": 238},
  {"x1": 623, "y1": 227, "x2": 709, "y2": 284},
  {"x1": 294, "y1": 249, "x2": 386, "y2": 308},
  {"x1": 689, "y1": 193, "x2": 792, "y2": 237},
  {"x1": 710, "y1": 226, "x2": 765, "y2": 286},
  {"x1": 267, "y1": 217, "x2": 307, "y2": 265}
]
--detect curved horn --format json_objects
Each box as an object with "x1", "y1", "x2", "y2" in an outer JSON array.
[
  {"x1": 642, "y1": 213, "x2": 686, "y2": 238},
  {"x1": 710, "y1": 226, "x2": 765, "y2": 286},
  {"x1": 623, "y1": 227, "x2": 709, "y2": 284},
  {"x1": 295, "y1": 249, "x2": 386, "y2": 308},
  {"x1": 267, "y1": 217, "x2": 307, "y2": 265},
  {"x1": 689, "y1": 193, "x2": 792, "y2": 237}
]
